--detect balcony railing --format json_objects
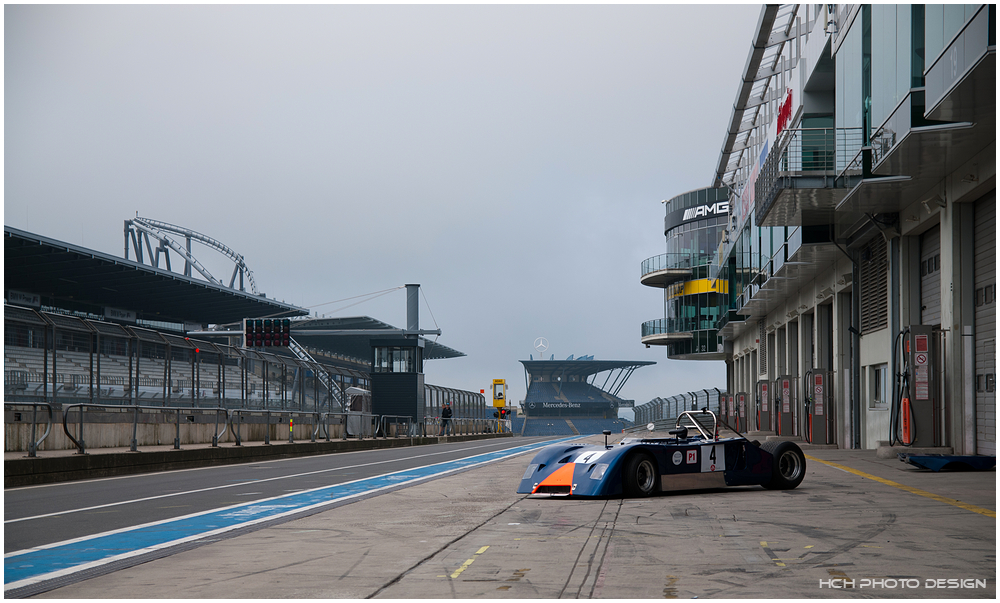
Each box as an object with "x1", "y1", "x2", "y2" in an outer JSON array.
[
  {"x1": 755, "y1": 127, "x2": 865, "y2": 226},
  {"x1": 641, "y1": 253, "x2": 707, "y2": 277},
  {"x1": 642, "y1": 317, "x2": 719, "y2": 338}
]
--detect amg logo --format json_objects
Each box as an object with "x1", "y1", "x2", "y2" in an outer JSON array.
[{"x1": 682, "y1": 202, "x2": 729, "y2": 222}]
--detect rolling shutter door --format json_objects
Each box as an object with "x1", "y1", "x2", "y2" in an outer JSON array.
[
  {"x1": 920, "y1": 226, "x2": 942, "y2": 326},
  {"x1": 974, "y1": 193, "x2": 995, "y2": 455}
]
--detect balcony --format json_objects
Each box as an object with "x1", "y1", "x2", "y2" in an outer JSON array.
[
  {"x1": 755, "y1": 127, "x2": 863, "y2": 228},
  {"x1": 837, "y1": 90, "x2": 988, "y2": 216},
  {"x1": 640, "y1": 319, "x2": 692, "y2": 346},
  {"x1": 715, "y1": 308, "x2": 748, "y2": 339},
  {"x1": 924, "y1": 5, "x2": 994, "y2": 125},
  {"x1": 640, "y1": 253, "x2": 702, "y2": 288},
  {"x1": 735, "y1": 226, "x2": 840, "y2": 320}
]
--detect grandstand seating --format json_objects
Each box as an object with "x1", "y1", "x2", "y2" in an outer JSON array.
[{"x1": 4, "y1": 345, "x2": 308, "y2": 406}]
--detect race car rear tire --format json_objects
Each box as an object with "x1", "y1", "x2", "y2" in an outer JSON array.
[
  {"x1": 761, "y1": 441, "x2": 806, "y2": 490},
  {"x1": 623, "y1": 452, "x2": 660, "y2": 497}
]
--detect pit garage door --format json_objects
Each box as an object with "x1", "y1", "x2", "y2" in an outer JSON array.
[
  {"x1": 920, "y1": 225, "x2": 941, "y2": 326},
  {"x1": 973, "y1": 193, "x2": 995, "y2": 455}
]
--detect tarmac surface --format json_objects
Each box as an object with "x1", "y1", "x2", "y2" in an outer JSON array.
[{"x1": 6, "y1": 432, "x2": 996, "y2": 599}]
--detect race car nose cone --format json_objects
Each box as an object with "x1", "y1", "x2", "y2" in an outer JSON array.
[{"x1": 532, "y1": 462, "x2": 576, "y2": 494}]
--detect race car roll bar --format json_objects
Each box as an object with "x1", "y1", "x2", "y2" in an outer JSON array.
[{"x1": 674, "y1": 409, "x2": 718, "y2": 441}]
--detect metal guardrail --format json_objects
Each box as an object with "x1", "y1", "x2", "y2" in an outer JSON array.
[
  {"x1": 61, "y1": 403, "x2": 229, "y2": 455},
  {"x1": 5, "y1": 402, "x2": 54, "y2": 457},
  {"x1": 227, "y1": 410, "x2": 380, "y2": 445},
  {"x1": 380, "y1": 415, "x2": 412, "y2": 438},
  {"x1": 12, "y1": 403, "x2": 504, "y2": 455},
  {"x1": 426, "y1": 416, "x2": 499, "y2": 437}
]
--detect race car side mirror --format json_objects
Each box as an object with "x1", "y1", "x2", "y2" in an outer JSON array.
[{"x1": 603, "y1": 429, "x2": 612, "y2": 448}]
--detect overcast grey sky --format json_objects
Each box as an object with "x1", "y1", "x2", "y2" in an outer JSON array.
[{"x1": 5, "y1": 3, "x2": 762, "y2": 415}]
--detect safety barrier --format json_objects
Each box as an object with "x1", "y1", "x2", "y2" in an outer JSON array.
[
  {"x1": 61, "y1": 402, "x2": 229, "y2": 455},
  {"x1": 12, "y1": 403, "x2": 499, "y2": 454},
  {"x1": 4, "y1": 402, "x2": 54, "y2": 457}
]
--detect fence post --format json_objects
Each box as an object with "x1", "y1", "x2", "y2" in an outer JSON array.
[
  {"x1": 213, "y1": 407, "x2": 220, "y2": 447},
  {"x1": 174, "y1": 408, "x2": 181, "y2": 449},
  {"x1": 130, "y1": 402, "x2": 139, "y2": 452},
  {"x1": 29, "y1": 403, "x2": 38, "y2": 457},
  {"x1": 264, "y1": 410, "x2": 271, "y2": 445}
]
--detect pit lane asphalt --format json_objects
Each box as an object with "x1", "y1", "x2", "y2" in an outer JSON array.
[
  {"x1": 5, "y1": 437, "x2": 566, "y2": 555},
  {"x1": 7, "y1": 433, "x2": 996, "y2": 599}
]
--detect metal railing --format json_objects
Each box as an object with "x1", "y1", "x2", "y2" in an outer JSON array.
[
  {"x1": 426, "y1": 416, "x2": 497, "y2": 437},
  {"x1": 288, "y1": 338, "x2": 343, "y2": 408},
  {"x1": 15, "y1": 403, "x2": 506, "y2": 455},
  {"x1": 5, "y1": 402, "x2": 54, "y2": 457},
  {"x1": 641, "y1": 253, "x2": 706, "y2": 277},
  {"x1": 61, "y1": 403, "x2": 229, "y2": 455},
  {"x1": 755, "y1": 127, "x2": 865, "y2": 226},
  {"x1": 642, "y1": 318, "x2": 718, "y2": 339},
  {"x1": 380, "y1": 415, "x2": 413, "y2": 438}
]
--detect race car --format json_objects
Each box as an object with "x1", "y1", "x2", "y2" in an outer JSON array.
[{"x1": 517, "y1": 409, "x2": 806, "y2": 497}]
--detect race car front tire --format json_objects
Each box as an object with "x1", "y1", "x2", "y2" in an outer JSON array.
[
  {"x1": 623, "y1": 452, "x2": 660, "y2": 497},
  {"x1": 761, "y1": 440, "x2": 806, "y2": 489}
]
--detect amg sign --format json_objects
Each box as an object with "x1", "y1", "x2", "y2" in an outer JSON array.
[
  {"x1": 666, "y1": 201, "x2": 730, "y2": 231},
  {"x1": 682, "y1": 202, "x2": 730, "y2": 222}
]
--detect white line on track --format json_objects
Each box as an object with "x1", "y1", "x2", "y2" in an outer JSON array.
[
  {"x1": 3, "y1": 442, "x2": 565, "y2": 592},
  {"x1": 4, "y1": 441, "x2": 541, "y2": 524}
]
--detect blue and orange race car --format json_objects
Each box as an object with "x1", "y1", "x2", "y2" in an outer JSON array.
[{"x1": 518, "y1": 410, "x2": 806, "y2": 497}]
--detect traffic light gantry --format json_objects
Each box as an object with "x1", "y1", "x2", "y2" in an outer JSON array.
[{"x1": 243, "y1": 318, "x2": 291, "y2": 348}]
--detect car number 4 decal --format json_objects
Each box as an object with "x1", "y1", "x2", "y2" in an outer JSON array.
[{"x1": 701, "y1": 444, "x2": 725, "y2": 472}]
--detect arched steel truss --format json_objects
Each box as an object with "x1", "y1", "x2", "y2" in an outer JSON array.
[{"x1": 124, "y1": 216, "x2": 258, "y2": 295}]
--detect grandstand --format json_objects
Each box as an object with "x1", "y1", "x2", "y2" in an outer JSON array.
[
  {"x1": 518, "y1": 356, "x2": 653, "y2": 436},
  {"x1": 4, "y1": 225, "x2": 483, "y2": 450}
]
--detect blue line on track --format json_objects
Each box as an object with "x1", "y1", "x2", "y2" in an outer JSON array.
[{"x1": 5, "y1": 437, "x2": 580, "y2": 589}]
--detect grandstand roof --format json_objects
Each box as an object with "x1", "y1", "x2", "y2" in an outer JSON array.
[
  {"x1": 5, "y1": 226, "x2": 308, "y2": 325},
  {"x1": 290, "y1": 316, "x2": 465, "y2": 361},
  {"x1": 519, "y1": 359, "x2": 655, "y2": 379}
]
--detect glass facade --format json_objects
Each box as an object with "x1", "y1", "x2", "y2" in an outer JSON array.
[
  {"x1": 666, "y1": 216, "x2": 728, "y2": 279},
  {"x1": 644, "y1": 186, "x2": 729, "y2": 359}
]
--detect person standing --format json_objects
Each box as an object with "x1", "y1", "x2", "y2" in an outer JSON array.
[{"x1": 440, "y1": 401, "x2": 453, "y2": 436}]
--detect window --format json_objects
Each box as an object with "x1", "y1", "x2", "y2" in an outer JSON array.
[
  {"x1": 870, "y1": 363, "x2": 889, "y2": 408},
  {"x1": 373, "y1": 346, "x2": 415, "y2": 373}
]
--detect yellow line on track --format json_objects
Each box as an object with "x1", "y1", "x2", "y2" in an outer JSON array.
[
  {"x1": 804, "y1": 455, "x2": 996, "y2": 518},
  {"x1": 450, "y1": 546, "x2": 490, "y2": 579}
]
